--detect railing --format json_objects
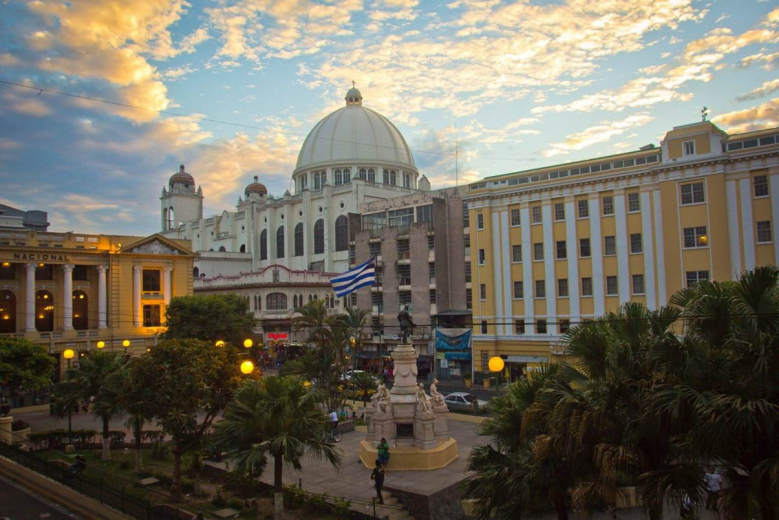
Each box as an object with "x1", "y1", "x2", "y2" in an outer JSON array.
[{"x1": 0, "y1": 442, "x2": 174, "y2": 519}]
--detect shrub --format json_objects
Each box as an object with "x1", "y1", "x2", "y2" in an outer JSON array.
[
  {"x1": 11, "y1": 419, "x2": 29, "y2": 431},
  {"x1": 106, "y1": 430, "x2": 126, "y2": 447},
  {"x1": 212, "y1": 488, "x2": 228, "y2": 508},
  {"x1": 227, "y1": 498, "x2": 244, "y2": 510},
  {"x1": 141, "y1": 430, "x2": 165, "y2": 444},
  {"x1": 284, "y1": 486, "x2": 351, "y2": 516},
  {"x1": 150, "y1": 442, "x2": 169, "y2": 460}
]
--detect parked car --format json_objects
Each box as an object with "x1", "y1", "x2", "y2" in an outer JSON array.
[
  {"x1": 444, "y1": 392, "x2": 488, "y2": 413},
  {"x1": 342, "y1": 369, "x2": 380, "y2": 384}
]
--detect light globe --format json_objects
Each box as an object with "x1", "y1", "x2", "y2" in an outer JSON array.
[
  {"x1": 215, "y1": 340, "x2": 225, "y2": 348},
  {"x1": 63, "y1": 349, "x2": 75, "y2": 360},
  {"x1": 96, "y1": 341, "x2": 105, "y2": 349},
  {"x1": 488, "y1": 356, "x2": 505, "y2": 373},
  {"x1": 240, "y1": 360, "x2": 255, "y2": 374},
  {"x1": 243, "y1": 339, "x2": 253, "y2": 348},
  {"x1": 122, "y1": 340, "x2": 131, "y2": 348}
]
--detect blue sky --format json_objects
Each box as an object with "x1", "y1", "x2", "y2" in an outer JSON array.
[{"x1": 0, "y1": 0, "x2": 777, "y2": 235}]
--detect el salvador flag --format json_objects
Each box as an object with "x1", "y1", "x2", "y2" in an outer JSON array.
[{"x1": 331, "y1": 257, "x2": 376, "y2": 297}]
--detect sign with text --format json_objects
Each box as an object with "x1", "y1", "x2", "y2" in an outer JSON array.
[
  {"x1": 2, "y1": 252, "x2": 73, "y2": 263},
  {"x1": 267, "y1": 332, "x2": 288, "y2": 341}
]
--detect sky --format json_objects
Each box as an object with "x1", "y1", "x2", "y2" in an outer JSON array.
[{"x1": 0, "y1": 0, "x2": 777, "y2": 236}]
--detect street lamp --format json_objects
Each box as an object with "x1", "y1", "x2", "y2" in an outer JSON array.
[
  {"x1": 122, "y1": 339, "x2": 130, "y2": 348},
  {"x1": 62, "y1": 349, "x2": 75, "y2": 438},
  {"x1": 240, "y1": 360, "x2": 255, "y2": 375},
  {"x1": 96, "y1": 341, "x2": 105, "y2": 349},
  {"x1": 488, "y1": 356, "x2": 505, "y2": 390},
  {"x1": 215, "y1": 340, "x2": 225, "y2": 348},
  {"x1": 243, "y1": 338, "x2": 253, "y2": 349}
]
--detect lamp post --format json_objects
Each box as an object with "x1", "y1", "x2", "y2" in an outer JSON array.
[
  {"x1": 62, "y1": 349, "x2": 75, "y2": 438},
  {"x1": 240, "y1": 360, "x2": 255, "y2": 375},
  {"x1": 488, "y1": 356, "x2": 505, "y2": 391}
]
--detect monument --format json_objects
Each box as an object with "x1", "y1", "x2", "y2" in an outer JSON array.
[{"x1": 359, "y1": 341, "x2": 458, "y2": 470}]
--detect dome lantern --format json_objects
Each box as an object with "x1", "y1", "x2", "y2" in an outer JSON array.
[
  {"x1": 169, "y1": 164, "x2": 195, "y2": 188},
  {"x1": 245, "y1": 176, "x2": 268, "y2": 197},
  {"x1": 345, "y1": 82, "x2": 362, "y2": 106}
]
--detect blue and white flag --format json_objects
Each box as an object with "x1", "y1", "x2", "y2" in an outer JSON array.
[{"x1": 331, "y1": 257, "x2": 376, "y2": 297}]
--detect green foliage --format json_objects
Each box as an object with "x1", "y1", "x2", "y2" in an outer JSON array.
[
  {"x1": 150, "y1": 442, "x2": 169, "y2": 460},
  {"x1": 162, "y1": 294, "x2": 256, "y2": 346},
  {"x1": 466, "y1": 267, "x2": 779, "y2": 520},
  {"x1": 284, "y1": 486, "x2": 352, "y2": 517},
  {"x1": 212, "y1": 488, "x2": 228, "y2": 508},
  {"x1": 349, "y1": 371, "x2": 378, "y2": 404},
  {"x1": 0, "y1": 337, "x2": 56, "y2": 402},
  {"x1": 28, "y1": 429, "x2": 97, "y2": 449}
]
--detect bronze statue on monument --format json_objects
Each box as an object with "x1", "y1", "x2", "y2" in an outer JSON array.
[{"x1": 397, "y1": 304, "x2": 415, "y2": 343}]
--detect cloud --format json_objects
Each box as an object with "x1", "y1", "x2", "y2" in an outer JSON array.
[
  {"x1": 736, "y1": 79, "x2": 779, "y2": 101},
  {"x1": 543, "y1": 113, "x2": 653, "y2": 157},
  {"x1": 739, "y1": 51, "x2": 779, "y2": 70},
  {"x1": 712, "y1": 98, "x2": 779, "y2": 134}
]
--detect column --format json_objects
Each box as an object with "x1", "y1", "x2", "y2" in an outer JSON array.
[
  {"x1": 25, "y1": 263, "x2": 36, "y2": 332},
  {"x1": 97, "y1": 265, "x2": 107, "y2": 329},
  {"x1": 541, "y1": 203, "x2": 557, "y2": 335},
  {"x1": 770, "y1": 173, "x2": 779, "y2": 264},
  {"x1": 520, "y1": 205, "x2": 534, "y2": 334},
  {"x1": 163, "y1": 267, "x2": 172, "y2": 306},
  {"x1": 652, "y1": 191, "x2": 667, "y2": 306},
  {"x1": 725, "y1": 180, "x2": 742, "y2": 277},
  {"x1": 640, "y1": 190, "x2": 657, "y2": 310},
  {"x1": 500, "y1": 210, "x2": 512, "y2": 337},
  {"x1": 588, "y1": 195, "x2": 605, "y2": 316},
  {"x1": 62, "y1": 264, "x2": 74, "y2": 330},
  {"x1": 133, "y1": 266, "x2": 141, "y2": 327},
  {"x1": 739, "y1": 178, "x2": 756, "y2": 271},
  {"x1": 564, "y1": 198, "x2": 580, "y2": 323},
  {"x1": 613, "y1": 191, "x2": 630, "y2": 304},
  {"x1": 490, "y1": 211, "x2": 504, "y2": 336}
]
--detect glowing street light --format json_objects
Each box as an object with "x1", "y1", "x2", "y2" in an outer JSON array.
[
  {"x1": 240, "y1": 360, "x2": 255, "y2": 374},
  {"x1": 62, "y1": 349, "x2": 75, "y2": 438},
  {"x1": 122, "y1": 340, "x2": 131, "y2": 348},
  {"x1": 243, "y1": 338, "x2": 253, "y2": 348},
  {"x1": 96, "y1": 341, "x2": 105, "y2": 349},
  {"x1": 488, "y1": 356, "x2": 504, "y2": 373},
  {"x1": 63, "y1": 348, "x2": 75, "y2": 360},
  {"x1": 215, "y1": 340, "x2": 225, "y2": 348}
]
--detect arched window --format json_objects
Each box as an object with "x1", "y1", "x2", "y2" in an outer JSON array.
[
  {"x1": 390, "y1": 170, "x2": 397, "y2": 185},
  {"x1": 321, "y1": 171, "x2": 326, "y2": 186},
  {"x1": 239, "y1": 244, "x2": 246, "y2": 253},
  {"x1": 260, "y1": 229, "x2": 268, "y2": 260},
  {"x1": 368, "y1": 168, "x2": 375, "y2": 183},
  {"x1": 294, "y1": 223, "x2": 304, "y2": 257},
  {"x1": 0, "y1": 290, "x2": 16, "y2": 334},
  {"x1": 73, "y1": 290, "x2": 88, "y2": 330},
  {"x1": 218, "y1": 246, "x2": 226, "y2": 252},
  {"x1": 335, "y1": 215, "x2": 348, "y2": 252},
  {"x1": 257, "y1": 294, "x2": 262, "y2": 311},
  {"x1": 314, "y1": 219, "x2": 325, "y2": 254},
  {"x1": 334, "y1": 169, "x2": 342, "y2": 186},
  {"x1": 359, "y1": 168, "x2": 366, "y2": 180},
  {"x1": 343, "y1": 168, "x2": 351, "y2": 184},
  {"x1": 267, "y1": 293, "x2": 287, "y2": 310},
  {"x1": 35, "y1": 290, "x2": 54, "y2": 332},
  {"x1": 403, "y1": 173, "x2": 410, "y2": 188},
  {"x1": 383, "y1": 169, "x2": 389, "y2": 184},
  {"x1": 163, "y1": 208, "x2": 168, "y2": 230},
  {"x1": 330, "y1": 296, "x2": 335, "y2": 308},
  {"x1": 276, "y1": 226, "x2": 285, "y2": 258},
  {"x1": 193, "y1": 267, "x2": 199, "y2": 278},
  {"x1": 293, "y1": 295, "x2": 298, "y2": 309},
  {"x1": 168, "y1": 207, "x2": 175, "y2": 228}
]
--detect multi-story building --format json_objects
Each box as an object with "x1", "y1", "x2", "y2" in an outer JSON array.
[
  {"x1": 0, "y1": 230, "x2": 194, "y2": 397},
  {"x1": 0, "y1": 204, "x2": 49, "y2": 231},
  {"x1": 352, "y1": 187, "x2": 471, "y2": 379},
  {"x1": 465, "y1": 121, "x2": 779, "y2": 383}
]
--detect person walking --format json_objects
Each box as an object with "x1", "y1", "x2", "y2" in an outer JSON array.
[
  {"x1": 329, "y1": 409, "x2": 339, "y2": 437},
  {"x1": 377, "y1": 437, "x2": 390, "y2": 467},
  {"x1": 370, "y1": 459, "x2": 385, "y2": 504}
]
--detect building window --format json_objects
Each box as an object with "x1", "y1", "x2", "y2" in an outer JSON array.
[
  {"x1": 35, "y1": 264, "x2": 53, "y2": 280},
  {"x1": 294, "y1": 223, "x2": 304, "y2": 256},
  {"x1": 335, "y1": 215, "x2": 349, "y2": 251},
  {"x1": 558, "y1": 278, "x2": 569, "y2": 297},
  {"x1": 515, "y1": 319, "x2": 525, "y2": 334},
  {"x1": 480, "y1": 320, "x2": 487, "y2": 334},
  {"x1": 630, "y1": 233, "x2": 643, "y2": 254},
  {"x1": 754, "y1": 175, "x2": 769, "y2": 197},
  {"x1": 429, "y1": 289, "x2": 436, "y2": 304},
  {"x1": 478, "y1": 249, "x2": 485, "y2": 265},
  {"x1": 276, "y1": 226, "x2": 285, "y2": 258},
  {"x1": 403, "y1": 172, "x2": 411, "y2": 188},
  {"x1": 368, "y1": 168, "x2": 376, "y2": 183},
  {"x1": 267, "y1": 293, "x2": 288, "y2": 310},
  {"x1": 260, "y1": 229, "x2": 268, "y2": 260},
  {"x1": 390, "y1": 170, "x2": 397, "y2": 185},
  {"x1": 477, "y1": 213, "x2": 484, "y2": 230},
  {"x1": 604, "y1": 236, "x2": 616, "y2": 256},
  {"x1": 683, "y1": 226, "x2": 708, "y2": 248},
  {"x1": 534, "y1": 243, "x2": 544, "y2": 261},
  {"x1": 344, "y1": 168, "x2": 351, "y2": 184},
  {"x1": 466, "y1": 288, "x2": 472, "y2": 309},
  {"x1": 683, "y1": 140, "x2": 696, "y2": 156},
  {"x1": 512, "y1": 245, "x2": 522, "y2": 263},
  {"x1": 632, "y1": 274, "x2": 645, "y2": 295},
  {"x1": 314, "y1": 219, "x2": 325, "y2": 254},
  {"x1": 686, "y1": 271, "x2": 710, "y2": 287},
  {"x1": 578, "y1": 199, "x2": 589, "y2": 218},
  {"x1": 35, "y1": 290, "x2": 54, "y2": 332},
  {"x1": 535, "y1": 280, "x2": 546, "y2": 298},
  {"x1": 465, "y1": 262, "x2": 471, "y2": 282},
  {"x1": 554, "y1": 202, "x2": 565, "y2": 221},
  {"x1": 582, "y1": 277, "x2": 593, "y2": 296},
  {"x1": 513, "y1": 281, "x2": 524, "y2": 299},
  {"x1": 334, "y1": 169, "x2": 343, "y2": 186},
  {"x1": 559, "y1": 319, "x2": 570, "y2": 333},
  {"x1": 0, "y1": 263, "x2": 14, "y2": 280},
  {"x1": 383, "y1": 169, "x2": 389, "y2": 184},
  {"x1": 606, "y1": 276, "x2": 618, "y2": 296},
  {"x1": 143, "y1": 305, "x2": 161, "y2": 327},
  {"x1": 417, "y1": 205, "x2": 433, "y2": 223},
  {"x1": 480, "y1": 284, "x2": 486, "y2": 300},
  {"x1": 602, "y1": 196, "x2": 614, "y2": 216},
  {"x1": 556, "y1": 241, "x2": 567, "y2": 260},
  {"x1": 510, "y1": 208, "x2": 521, "y2": 226},
  {"x1": 359, "y1": 168, "x2": 366, "y2": 180},
  {"x1": 463, "y1": 202, "x2": 470, "y2": 228},
  {"x1": 628, "y1": 193, "x2": 640, "y2": 212},
  {"x1": 532, "y1": 206, "x2": 542, "y2": 224},
  {"x1": 0, "y1": 290, "x2": 16, "y2": 334},
  {"x1": 537, "y1": 319, "x2": 547, "y2": 334},
  {"x1": 142, "y1": 269, "x2": 161, "y2": 292},
  {"x1": 72, "y1": 290, "x2": 88, "y2": 330},
  {"x1": 681, "y1": 182, "x2": 705, "y2": 204},
  {"x1": 580, "y1": 238, "x2": 591, "y2": 257},
  {"x1": 757, "y1": 221, "x2": 772, "y2": 243},
  {"x1": 73, "y1": 265, "x2": 88, "y2": 281},
  {"x1": 193, "y1": 267, "x2": 199, "y2": 278}
]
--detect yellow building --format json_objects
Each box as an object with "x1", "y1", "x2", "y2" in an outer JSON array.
[
  {"x1": 465, "y1": 122, "x2": 779, "y2": 381},
  {"x1": 0, "y1": 231, "x2": 194, "y2": 369}
]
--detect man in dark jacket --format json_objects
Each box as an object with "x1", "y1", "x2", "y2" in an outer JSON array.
[{"x1": 370, "y1": 459, "x2": 385, "y2": 504}]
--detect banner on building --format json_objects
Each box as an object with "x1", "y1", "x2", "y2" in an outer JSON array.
[{"x1": 435, "y1": 329, "x2": 472, "y2": 361}]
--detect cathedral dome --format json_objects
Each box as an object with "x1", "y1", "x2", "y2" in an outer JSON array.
[
  {"x1": 294, "y1": 88, "x2": 416, "y2": 173},
  {"x1": 245, "y1": 176, "x2": 268, "y2": 196},
  {"x1": 169, "y1": 164, "x2": 195, "y2": 187}
]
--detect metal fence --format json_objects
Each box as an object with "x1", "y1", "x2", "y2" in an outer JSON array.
[{"x1": 0, "y1": 442, "x2": 175, "y2": 520}]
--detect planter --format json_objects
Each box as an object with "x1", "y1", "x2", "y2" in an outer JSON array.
[{"x1": 12, "y1": 427, "x2": 31, "y2": 440}]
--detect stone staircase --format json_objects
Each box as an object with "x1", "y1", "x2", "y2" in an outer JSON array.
[{"x1": 374, "y1": 491, "x2": 414, "y2": 520}]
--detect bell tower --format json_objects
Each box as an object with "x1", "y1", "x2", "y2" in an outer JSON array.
[{"x1": 160, "y1": 164, "x2": 203, "y2": 231}]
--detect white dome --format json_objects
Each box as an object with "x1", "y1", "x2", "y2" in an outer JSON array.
[{"x1": 295, "y1": 89, "x2": 416, "y2": 173}]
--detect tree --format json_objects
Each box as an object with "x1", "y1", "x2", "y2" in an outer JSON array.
[
  {"x1": 119, "y1": 359, "x2": 152, "y2": 472},
  {"x1": 0, "y1": 337, "x2": 55, "y2": 410},
  {"x1": 340, "y1": 306, "x2": 369, "y2": 365},
  {"x1": 55, "y1": 351, "x2": 125, "y2": 461},
  {"x1": 351, "y1": 371, "x2": 378, "y2": 406},
  {"x1": 214, "y1": 376, "x2": 341, "y2": 517},
  {"x1": 162, "y1": 294, "x2": 256, "y2": 346},
  {"x1": 128, "y1": 339, "x2": 243, "y2": 501}
]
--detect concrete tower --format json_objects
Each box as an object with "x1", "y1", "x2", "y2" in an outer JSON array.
[{"x1": 160, "y1": 165, "x2": 203, "y2": 231}]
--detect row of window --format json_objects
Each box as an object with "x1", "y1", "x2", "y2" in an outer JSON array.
[
  {"x1": 257, "y1": 217, "x2": 350, "y2": 260},
  {"x1": 248, "y1": 292, "x2": 349, "y2": 312},
  {"x1": 0, "y1": 263, "x2": 95, "y2": 282},
  {"x1": 298, "y1": 168, "x2": 414, "y2": 192}
]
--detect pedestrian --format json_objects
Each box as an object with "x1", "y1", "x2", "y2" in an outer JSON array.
[
  {"x1": 370, "y1": 459, "x2": 385, "y2": 504},
  {"x1": 329, "y1": 409, "x2": 339, "y2": 437},
  {"x1": 377, "y1": 437, "x2": 390, "y2": 466}
]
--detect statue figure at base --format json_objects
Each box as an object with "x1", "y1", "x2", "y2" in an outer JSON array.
[
  {"x1": 416, "y1": 383, "x2": 432, "y2": 414},
  {"x1": 397, "y1": 305, "x2": 415, "y2": 343},
  {"x1": 430, "y1": 378, "x2": 445, "y2": 408},
  {"x1": 371, "y1": 384, "x2": 391, "y2": 414}
]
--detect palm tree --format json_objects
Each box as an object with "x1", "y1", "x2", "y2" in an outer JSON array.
[
  {"x1": 119, "y1": 359, "x2": 152, "y2": 472},
  {"x1": 340, "y1": 306, "x2": 369, "y2": 365},
  {"x1": 56, "y1": 351, "x2": 125, "y2": 461},
  {"x1": 214, "y1": 376, "x2": 341, "y2": 517}
]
